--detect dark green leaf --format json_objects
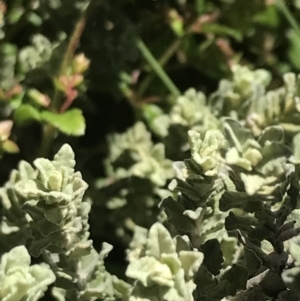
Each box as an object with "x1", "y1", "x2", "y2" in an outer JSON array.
[
  {"x1": 253, "y1": 5, "x2": 279, "y2": 28},
  {"x1": 201, "y1": 239, "x2": 224, "y2": 276},
  {"x1": 159, "y1": 197, "x2": 195, "y2": 232},
  {"x1": 220, "y1": 264, "x2": 248, "y2": 295},
  {"x1": 194, "y1": 265, "x2": 217, "y2": 298},
  {"x1": 258, "y1": 126, "x2": 284, "y2": 146}
]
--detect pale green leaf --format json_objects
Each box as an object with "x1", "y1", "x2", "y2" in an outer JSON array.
[
  {"x1": 179, "y1": 251, "x2": 204, "y2": 279},
  {"x1": 126, "y1": 257, "x2": 173, "y2": 287},
  {"x1": 146, "y1": 223, "x2": 176, "y2": 259},
  {"x1": 14, "y1": 104, "x2": 41, "y2": 125},
  {"x1": 41, "y1": 109, "x2": 85, "y2": 136}
]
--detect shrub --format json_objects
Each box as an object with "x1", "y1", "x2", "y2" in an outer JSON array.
[{"x1": 2, "y1": 1, "x2": 300, "y2": 301}]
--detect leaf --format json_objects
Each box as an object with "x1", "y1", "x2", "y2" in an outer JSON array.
[
  {"x1": 41, "y1": 108, "x2": 85, "y2": 136},
  {"x1": 287, "y1": 29, "x2": 300, "y2": 69},
  {"x1": 253, "y1": 5, "x2": 279, "y2": 28},
  {"x1": 224, "y1": 211, "x2": 271, "y2": 241},
  {"x1": 146, "y1": 223, "x2": 176, "y2": 259},
  {"x1": 159, "y1": 197, "x2": 195, "y2": 232},
  {"x1": 179, "y1": 250, "x2": 204, "y2": 279},
  {"x1": 161, "y1": 253, "x2": 182, "y2": 276},
  {"x1": 26, "y1": 12, "x2": 43, "y2": 26},
  {"x1": 126, "y1": 257, "x2": 173, "y2": 287},
  {"x1": 200, "y1": 23, "x2": 243, "y2": 42},
  {"x1": 27, "y1": 89, "x2": 50, "y2": 107},
  {"x1": 143, "y1": 104, "x2": 169, "y2": 137},
  {"x1": 0, "y1": 246, "x2": 56, "y2": 301},
  {"x1": 220, "y1": 191, "x2": 262, "y2": 213},
  {"x1": 219, "y1": 264, "x2": 247, "y2": 295},
  {"x1": 288, "y1": 238, "x2": 300, "y2": 266},
  {"x1": 286, "y1": 209, "x2": 300, "y2": 229},
  {"x1": 2, "y1": 140, "x2": 19, "y2": 153},
  {"x1": 196, "y1": 0, "x2": 206, "y2": 14},
  {"x1": 0, "y1": 120, "x2": 13, "y2": 138},
  {"x1": 169, "y1": 178, "x2": 205, "y2": 202},
  {"x1": 240, "y1": 173, "x2": 265, "y2": 195},
  {"x1": 53, "y1": 144, "x2": 76, "y2": 170},
  {"x1": 223, "y1": 119, "x2": 252, "y2": 151},
  {"x1": 194, "y1": 265, "x2": 217, "y2": 298},
  {"x1": 258, "y1": 126, "x2": 284, "y2": 146},
  {"x1": 277, "y1": 290, "x2": 300, "y2": 301},
  {"x1": 244, "y1": 248, "x2": 261, "y2": 277},
  {"x1": 14, "y1": 104, "x2": 41, "y2": 125},
  {"x1": 201, "y1": 239, "x2": 224, "y2": 276},
  {"x1": 188, "y1": 129, "x2": 227, "y2": 175},
  {"x1": 293, "y1": 133, "x2": 300, "y2": 161},
  {"x1": 205, "y1": 280, "x2": 229, "y2": 300},
  {"x1": 220, "y1": 237, "x2": 238, "y2": 266},
  {"x1": 7, "y1": 7, "x2": 24, "y2": 24},
  {"x1": 282, "y1": 267, "x2": 300, "y2": 291}
]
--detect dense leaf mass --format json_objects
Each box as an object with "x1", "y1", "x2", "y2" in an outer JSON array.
[{"x1": 2, "y1": 1, "x2": 300, "y2": 301}]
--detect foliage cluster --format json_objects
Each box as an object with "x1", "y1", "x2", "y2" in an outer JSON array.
[{"x1": 2, "y1": 1, "x2": 300, "y2": 301}]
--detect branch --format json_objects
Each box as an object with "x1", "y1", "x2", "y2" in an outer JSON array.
[
  {"x1": 136, "y1": 37, "x2": 181, "y2": 98},
  {"x1": 38, "y1": 0, "x2": 98, "y2": 158},
  {"x1": 276, "y1": 0, "x2": 300, "y2": 40},
  {"x1": 136, "y1": 11, "x2": 220, "y2": 99}
]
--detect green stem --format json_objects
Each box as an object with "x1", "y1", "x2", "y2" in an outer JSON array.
[
  {"x1": 276, "y1": 0, "x2": 300, "y2": 38},
  {"x1": 38, "y1": 124, "x2": 56, "y2": 158},
  {"x1": 38, "y1": 0, "x2": 97, "y2": 158},
  {"x1": 50, "y1": 0, "x2": 97, "y2": 111},
  {"x1": 136, "y1": 38, "x2": 181, "y2": 98},
  {"x1": 136, "y1": 11, "x2": 216, "y2": 99},
  {"x1": 137, "y1": 38, "x2": 183, "y2": 98}
]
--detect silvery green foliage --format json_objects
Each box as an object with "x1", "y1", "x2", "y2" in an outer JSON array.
[
  {"x1": 93, "y1": 122, "x2": 174, "y2": 243},
  {"x1": 0, "y1": 0, "x2": 88, "y2": 94},
  {"x1": 0, "y1": 245, "x2": 55, "y2": 301},
  {"x1": 161, "y1": 127, "x2": 235, "y2": 249},
  {"x1": 247, "y1": 72, "x2": 300, "y2": 136},
  {"x1": 104, "y1": 122, "x2": 174, "y2": 186},
  {"x1": 142, "y1": 66, "x2": 300, "y2": 151},
  {"x1": 0, "y1": 144, "x2": 131, "y2": 301},
  {"x1": 0, "y1": 35, "x2": 55, "y2": 93},
  {"x1": 94, "y1": 65, "x2": 300, "y2": 300},
  {"x1": 126, "y1": 222, "x2": 203, "y2": 301},
  {"x1": 209, "y1": 64, "x2": 300, "y2": 140},
  {"x1": 0, "y1": 43, "x2": 18, "y2": 91},
  {"x1": 13, "y1": 144, "x2": 91, "y2": 257},
  {"x1": 143, "y1": 88, "x2": 220, "y2": 160},
  {"x1": 209, "y1": 64, "x2": 271, "y2": 120},
  {"x1": 18, "y1": 34, "x2": 53, "y2": 75},
  {"x1": 159, "y1": 118, "x2": 300, "y2": 300},
  {"x1": 160, "y1": 124, "x2": 247, "y2": 300},
  {"x1": 281, "y1": 236, "x2": 300, "y2": 292},
  {"x1": 0, "y1": 160, "x2": 34, "y2": 252},
  {"x1": 143, "y1": 88, "x2": 220, "y2": 138}
]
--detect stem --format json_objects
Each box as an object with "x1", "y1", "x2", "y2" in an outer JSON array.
[
  {"x1": 38, "y1": 124, "x2": 56, "y2": 158},
  {"x1": 50, "y1": 0, "x2": 97, "y2": 111},
  {"x1": 136, "y1": 38, "x2": 181, "y2": 98},
  {"x1": 38, "y1": 0, "x2": 97, "y2": 158},
  {"x1": 137, "y1": 38, "x2": 183, "y2": 98},
  {"x1": 136, "y1": 11, "x2": 220, "y2": 99},
  {"x1": 276, "y1": 0, "x2": 300, "y2": 38}
]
